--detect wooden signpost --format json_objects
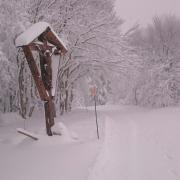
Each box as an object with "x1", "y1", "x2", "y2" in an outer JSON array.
[
  {"x1": 90, "y1": 86, "x2": 99, "y2": 139},
  {"x1": 15, "y1": 22, "x2": 67, "y2": 136}
]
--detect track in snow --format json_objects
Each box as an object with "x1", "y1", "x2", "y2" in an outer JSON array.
[{"x1": 88, "y1": 109, "x2": 180, "y2": 180}]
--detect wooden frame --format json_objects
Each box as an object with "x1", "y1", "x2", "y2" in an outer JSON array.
[{"x1": 15, "y1": 22, "x2": 67, "y2": 136}]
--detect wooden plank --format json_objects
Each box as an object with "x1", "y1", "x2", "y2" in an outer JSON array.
[
  {"x1": 39, "y1": 51, "x2": 55, "y2": 136},
  {"x1": 17, "y1": 128, "x2": 39, "y2": 140},
  {"x1": 43, "y1": 28, "x2": 67, "y2": 54},
  {"x1": 44, "y1": 52, "x2": 55, "y2": 128},
  {"x1": 29, "y1": 42, "x2": 54, "y2": 52},
  {"x1": 22, "y1": 46, "x2": 49, "y2": 101}
]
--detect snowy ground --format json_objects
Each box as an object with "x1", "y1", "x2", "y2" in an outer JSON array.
[
  {"x1": 1, "y1": 105, "x2": 180, "y2": 180},
  {"x1": 0, "y1": 109, "x2": 104, "y2": 180},
  {"x1": 89, "y1": 106, "x2": 180, "y2": 180}
]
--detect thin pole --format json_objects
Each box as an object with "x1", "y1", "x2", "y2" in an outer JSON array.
[
  {"x1": 24, "y1": 119, "x2": 26, "y2": 130},
  {"x1": 94, "y1": 95, "x2": 99, "y2": 139}
]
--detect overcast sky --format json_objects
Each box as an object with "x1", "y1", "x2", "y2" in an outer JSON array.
[{"x1": 115, "y1": 0, "x2": 180, "y2": 30}]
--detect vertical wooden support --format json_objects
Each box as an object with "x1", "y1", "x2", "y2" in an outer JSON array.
[
  {"x1": 22, "y1": 46, "x2": 49, "y2": 101},
  {"x1": 16, "y1": 24, "x2": 68, "y2": 137},
  {"x1": 23, "y1": 45, "x2": 54, "y2": 136},
  {"x1": 39, "y1": 51, "x2": 55, "y2": 136},
  {"x1": 42, "y1": 27, "x2": 68, "y2": 54}
]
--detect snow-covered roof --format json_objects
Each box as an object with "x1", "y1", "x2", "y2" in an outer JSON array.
[
  {"x1": 15, "y1": 22, "x2": 67, "y2": 52},
  {"x1": 50, "y1": 28, "x2": 68, "y2": 52},
  {"x1": 15, "y1": 22, "x2": 50, "y2": 47}
]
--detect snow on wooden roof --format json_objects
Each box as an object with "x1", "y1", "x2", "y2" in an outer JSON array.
[
  {"x1": 15, "y1": 22, "x2": 50, "y2": 47},
  {"x1": 15, "y1": 22, "x2": 67, "y2": 53}
]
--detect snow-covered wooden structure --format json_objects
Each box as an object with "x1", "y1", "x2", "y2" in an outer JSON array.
[{"x1": 15, "y1": 22, "x2": 67, "y2": 136}]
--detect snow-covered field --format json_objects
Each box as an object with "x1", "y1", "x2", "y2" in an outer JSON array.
[{"x1": 0, "y1": 105, "x2": 180, "y2": 180}]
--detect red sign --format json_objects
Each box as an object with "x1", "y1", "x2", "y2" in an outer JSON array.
[{"x1": 90, "y1": 87, "x2": 97, "y2": 97}]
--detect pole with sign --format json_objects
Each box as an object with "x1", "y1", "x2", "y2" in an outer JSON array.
[{"x1": 91, "y1": 87, "x2": 99, "y2": 139}]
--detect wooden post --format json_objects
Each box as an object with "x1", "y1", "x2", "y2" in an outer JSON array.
[
  {"x1": 94, "y1": 95, "x2": 99, "y2": 139},
  {"x1": 22, "y1": 46, "x2": 49, "y2": 101},
  {"x1": 39, "y1": 50, "x2": 55, "y2": 136},
  {"x1": 23, "y1": 45, "x2": 55, "y2": 136},
  {"x1": 91, "y1": 87, "x2": 99, "y2": 139},
  {"x1": 16, "y1": 22, "x2": 68, "y2": 137}
]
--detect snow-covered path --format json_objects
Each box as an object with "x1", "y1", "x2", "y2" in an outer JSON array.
[
  {"x1": 1, "y1": 106, "x2": 180, "y2": 180},
  {"x1": 88, "y1": 107, "x2": 180, "y2": 180}
]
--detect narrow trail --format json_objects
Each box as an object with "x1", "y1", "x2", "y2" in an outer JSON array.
[
  {"x1": 88, "y1": 115, "x2": 139, "y2": 180},
  {"x1": 88, "y1": 109, "x2": 180, "y2": 180}
]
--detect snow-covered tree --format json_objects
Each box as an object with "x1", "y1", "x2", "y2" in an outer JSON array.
[
  {"x1": 0, "y1": 0, "x2": 27, "y2": 112},
  {"x1": 129, "y1": 15, "x2": 180, "y2": 107}
]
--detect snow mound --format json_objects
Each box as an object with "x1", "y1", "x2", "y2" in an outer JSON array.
[
  {"x1": 13, "y1": 122, "x2": 79, "y2": 147},
  {"x1": 52, "y1": 122, "x2": 79, "y2": 140}
]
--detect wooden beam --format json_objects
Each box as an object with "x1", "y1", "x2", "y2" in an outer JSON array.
[
  {"x1": 17, "y1": 128, "x2": 39, "y2": 140},
  {"x1": 29, "y1": 42, "x2": 52, "y2": 51},
  {"x1": 44, "y1": 52, "x2": 55, "y2": 127},
  {"x1": 29, "y1": 42, "x2": 61, "y2": 55},
  {"x1": 22, "y1": 46, "x2": 49, "y2": 101},
  {"x1": 39, "y1": 51, "x2": 55, "y2": 136},
  {"x1": 43, "y1": 28, "x2": 67, "y2": 54}
]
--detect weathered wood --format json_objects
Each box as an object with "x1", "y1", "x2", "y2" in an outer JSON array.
[
  {"x1": 44, "y1": 102, "x2": 53, "y2": 135},
  {"x1": 43, "y1": 27, "x2": 67, "y2": 54},
  {"x1": 28, "y1": 42, "x2": 59, "y2": 54},
  {"x1": 29, "y1": 43, "x2": 50, "y2": 52},
  {"x1": 16, "y1": 22, "x2": 68, "y2": 136},
  {"x1": 22, "y1": 46, "x2": 49, "y2": 101},
  {"x1": 39, "y1": 50, "x2": 55, "y2": 136},
  {"x1": 17, "y1": 128, "x2": 39, "y2": 140}
]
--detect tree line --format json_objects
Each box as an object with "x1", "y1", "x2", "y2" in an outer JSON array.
[{"x1": 0, "y1": 0, "x2": 180, "y2": 118}]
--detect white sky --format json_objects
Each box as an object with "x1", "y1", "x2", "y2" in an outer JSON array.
[{"x1": 115, "y1": 0, "x2": 180, "y2": 30}]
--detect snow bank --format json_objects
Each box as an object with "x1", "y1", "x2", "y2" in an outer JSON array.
[
  {"x1": 13, "y1": 122, "x2": 79, "y2": 147},
  {"x1": 52, "y1": 122, "x2": 79, "y2": 141},
  {"x1": 0, "y1": 109, "x2": 102, "y2": 180}
]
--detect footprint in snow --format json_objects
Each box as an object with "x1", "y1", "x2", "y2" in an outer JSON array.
[
  {"x1": 169, "y1": 169, "x2": 178, "y2": 177},
  {"x1": 165, "y1": 153, "x2": 174, "y2": 160}
]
